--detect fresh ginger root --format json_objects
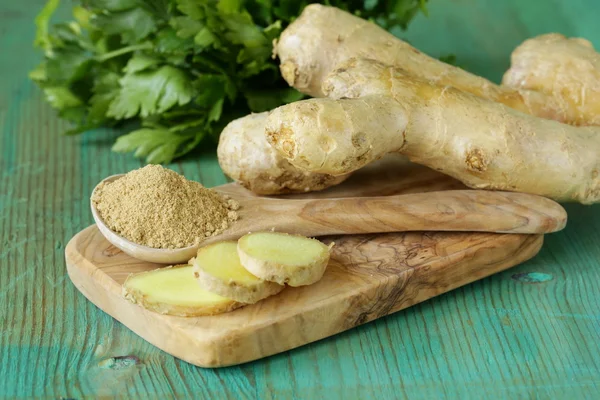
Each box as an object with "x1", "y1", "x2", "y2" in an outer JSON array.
[
  {"x1": 275, "y1": 4, "x2": 588, "y2": 125},
  {"x1": 122, "y1": 265, "x2": 243, "y2": 317},
  {"x1": 222, "y1": 8, "x2": 600, "y2": 196},
  {"x1": 265, "y1": 59, "x2": 600, "y2": 204},
  {"x1": 237, "y1": 232, "x2": 332, "y2": 287},
  {"x1": 191, "y1": 241, "x2": 283, "y2": 304},
  {"x1": 502, "y1": 33, "x2": 600, "y2": 126},
  {"x1": 217, "y1": 112, "x2": 349, "y2": 195}
]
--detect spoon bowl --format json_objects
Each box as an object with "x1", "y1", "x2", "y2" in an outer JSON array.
[
  {"x1": 91, "y1": 174, "x2": 567, "y2": 265},
  {"x1": 91, "y1": 174, "x2": 199, "y2": 263}
]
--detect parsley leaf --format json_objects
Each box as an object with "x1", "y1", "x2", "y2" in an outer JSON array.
[
  {"x1": 46, "y1": 47, "x2": 92, "y2": 83},
  {"x1": 113, "y1": 125, "x2": 203, "y2": 163},
  {"x1": 89, "y1": 70, "x2": 120, "y2": 121},
  {"x1": 124, "y1": 53, "x2": 161, "y2": 74},
  {"x1": 113, "y1": 127, "x2": 181, "y2": 163},
  {"x1": 86, "y1": 0, "x2": 140, "y2": 12},
  {"x1": 193, "y1": 74, "x2": 227, "y2": 107},
  {"x1": 92, "y1": 8, "x2": 157, "y2": 44},
  {"x1": 107, "y1": 66, "x2": 193, "y2": 119},
  {"x1": 175, "y1": 0, "x2": 205, "y2": 20},
  {"x1": 34, "y1": 0, "x2": 61, "y2": 55},
  {"x1": 170, "y1": 16, "x2": 203, "y2": 39},
  {"x1": 44, "y1": 87, "x2": 83, "y2": 109},
  {"x1": 154, "y1": 27, "x2": 194, "y2": 54}
]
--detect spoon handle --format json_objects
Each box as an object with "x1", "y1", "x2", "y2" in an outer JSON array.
[{"x1": 253, "y1": 190, "x2": 566, "y2": 236}]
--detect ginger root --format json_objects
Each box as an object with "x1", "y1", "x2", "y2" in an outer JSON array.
[
  {"x1": 217, "y1": 112, "x2": 349, "y2": 195},
  {"x1": 191, "y1": 241, "x2": 283, "y2": 304},
  {"x1": 122, "y1": 265, "x2": 243, "y2": 317},
  {"x1": 502, "y1": 33, "x2": 600, "y2": 126},
  {"x1": 265, "y1": 59, "x2": 600, "y2": 204},
  {"x1": 237, "y1": 232, "x2": 332, "y2": 287},
  {"x1": 275, "y1": 4, "x2": 586, "y2": 125}
]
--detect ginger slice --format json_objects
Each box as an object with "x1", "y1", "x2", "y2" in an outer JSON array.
[
  {"x1": 122, "y1": 265, "x2": 242, "y2": 317},
  {"x1": 237, "y1": 232, "x2": 332, "y2": 287},
  {"x1": 192, "y1": 241, "x2": 284, "y2": 304}
]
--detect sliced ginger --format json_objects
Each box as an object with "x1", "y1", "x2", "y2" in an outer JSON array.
[
  {"x1": 192, "y1": 241, "x2": 283, "y2": 304},
  {"x1": 123, "y1": 236, "x2": 332, "y2": 317},
  {"x1": 122, "y1": 265, "x2": 242, "y2": 317},
  {"x1": 237, "y1": 232, "x2": 332, "y2": 287}
]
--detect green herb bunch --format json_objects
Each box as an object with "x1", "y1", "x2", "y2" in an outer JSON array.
[{"x1": 31, "y1": 0, "x2": 428, "y2": 163}]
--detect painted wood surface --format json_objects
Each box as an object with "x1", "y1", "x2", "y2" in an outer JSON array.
[
  {"x1": 66, "y1": 161, "x2": 545, "y2": 367},
  {"x1": 2, "y1": 0, "x2": 600, "y2": 398}
]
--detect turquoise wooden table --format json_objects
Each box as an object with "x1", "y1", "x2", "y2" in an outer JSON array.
[{"x1": 2, "y1": 1, "x2": 599, "y2": 398}]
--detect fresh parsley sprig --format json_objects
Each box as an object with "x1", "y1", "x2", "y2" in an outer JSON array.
[{"x1": 31, "y1": 0, "x2": 428, "y2": 163}]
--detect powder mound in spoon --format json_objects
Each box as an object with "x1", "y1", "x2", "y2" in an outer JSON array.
[{"x1": 92, "y1": 165, "x2": 239, "y2": 249}]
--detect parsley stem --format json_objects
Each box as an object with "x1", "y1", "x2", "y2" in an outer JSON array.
[{"x1": 96, "y1": 43, "x2": 153, "y2": 62}]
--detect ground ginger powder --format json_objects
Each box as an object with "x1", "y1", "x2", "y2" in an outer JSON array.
[{"x1": 92, "y1": 165, "x2": 239, "y2": 249}]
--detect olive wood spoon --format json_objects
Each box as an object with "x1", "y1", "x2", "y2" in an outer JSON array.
[{"x1": 91, "y1": 174, "x2": 567, "y2": 264}]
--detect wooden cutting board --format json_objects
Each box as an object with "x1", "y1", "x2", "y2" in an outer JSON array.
[{"x1": 65, "y1": 156, "x2": 544, "y2": 368}]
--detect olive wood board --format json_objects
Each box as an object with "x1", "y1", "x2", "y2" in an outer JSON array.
[{"x1": 65, "y1": 156, "x2": 545, "y2": 367}]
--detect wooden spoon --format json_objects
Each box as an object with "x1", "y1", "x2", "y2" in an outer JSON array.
[{"x1": 91, "y1": 174, "x2": 567, "y2": 264}]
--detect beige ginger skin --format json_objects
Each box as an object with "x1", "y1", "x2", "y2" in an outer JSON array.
[
  {"x1": 217, "y1": 112, "x2": 348, "y2": 195},
  {"x1": 275, "y1": 4, "x2": 587, "y2": 125},
  {"x1": 265, "y1": 59, "x2": 600, "y2": 204},
  {"x1": 503, "y1": 33, "x2": 600, "y2": 126}
]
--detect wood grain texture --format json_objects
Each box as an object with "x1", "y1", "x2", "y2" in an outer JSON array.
[
  {"x1": 66, "y1": 225, "x2": 543, "y2": 367},
  {"x1": 68, "y1": 162, "x2": 548, "y2": 367},
  {"x1": 215, "y1": 187, "x2": 567, "y2": 238},
  {"x1": 91, "y1": 163, "x2": 566, "y2": 264},
  {"x1": 2, "y1": 0, "x2": 600, "y2": 398}
]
